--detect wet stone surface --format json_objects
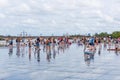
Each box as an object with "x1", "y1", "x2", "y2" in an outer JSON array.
[{"x1": 0, "y1": 44, "x2": 120, "y2": 80}]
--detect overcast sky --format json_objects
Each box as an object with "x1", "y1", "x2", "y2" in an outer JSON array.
[{"x1": 0, "y1": 0, "x2": 120, "y2": 36}]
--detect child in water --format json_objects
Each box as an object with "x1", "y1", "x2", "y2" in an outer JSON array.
[{"x1": 84, "y1": 45, "x2": 93, "y2": 55}]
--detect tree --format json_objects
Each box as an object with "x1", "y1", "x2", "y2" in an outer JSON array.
[
  {"x1": 94, "y1": 33, "x2": 99, "y2": 37},
  {"x1": 97, "y1": 32, "x2": 109, "y2": 37},
  {"x1": 0, "y1": 37, "x2": 4, "y2": 40},
  {"x1": 111, "y1": 31, "x2": 120, "y2": 38}
]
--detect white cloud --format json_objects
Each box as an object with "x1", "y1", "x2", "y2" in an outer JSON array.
[
  {"x1": 0, "y1": 13, "x2": 6, "y2": 18},
  {"x1": 97, "y1": 11, "x2": 120, "y2": 24},
  {"x1": 23, "y1": 18, "x2": 38, "y2": 24},
  {"x1": 43, "y1": 3, "x2": 54, "y2": 11},
  {"x1": 0, "y1": 0, "x2": 120, "y2": 36},
  {"x1": 7, "y1": 3, "x2": 31, "y2": 14},
  {"x1": 0, "y1": 0, "x2": 9, "y2": 7},
  {"x1": 79, "y1": 0, "x2": 102, "y2": 7},
  {"x1": 19, "y1": 3, "x2": 31, "y2": 12}
]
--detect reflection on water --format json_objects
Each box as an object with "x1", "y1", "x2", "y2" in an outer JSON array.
[
  {"x1": 8, "y1": 47, "x2": 13, "y2": 57},
  {"x1": 115, "y1": 50, "x2": 119, "y2": 56},
  {"x1": 7, "y1": 41, "x2": 120, "y2": 67},
  {"x1": 98, "y1": 44, "x2": 102, "y2": 56},
  {"x1": 34, "y1": 48, "x2": 41, "y2": 62},
  {"x1": 16, "y1": 47, "x2": 20, "y2": 57},
  {"x1": 84, "y1": 52, "x2": 95, "y2": 66},
  {"x1": 29, "y1": 47, "x2": 32, "y2": 61},
  {"x1": 37, "y1": 50, "x2": 40, "y2": 62},
  {"x1": 83, "y1": 42, "x2": 120, "y2": 66},
  {"x1": 98, "y1": 50, "x2": 101, "y2": 56},
  {"x1": 53, "y1": 48, "x2": 56, "y2": 59},
  {"x1": 1, "y1": 38, "x2": 120, "y2": 80},
  {"x1": 21, "y1": 44, "x2": 26, "y2": 57},
  {"x1": 46, "y1": 52, "x2": 51, "y2": 62}
]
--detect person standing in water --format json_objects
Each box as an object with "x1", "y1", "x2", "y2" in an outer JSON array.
[
  {"x1": 35, "y1": 37, "x2": 41, "y2": 55},
  {"x1": 16, "y1": 37, "x2": 21, "y2": 49},
  {"x1": 45, "y1": 38, "x2": 51, "y2": 62},
  {"x1": 28, "y1": 38, "x2": 32, "y2": 61},
  {"x1": 8, "y1": 38, "x2": 13, "y2": 56},
  {"x1": 16, "y1": 37, "x2": 21, "y2": 57}
]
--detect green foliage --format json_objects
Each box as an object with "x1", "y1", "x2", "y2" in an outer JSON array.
[
  {"x1": 94, "y1": 31, "x2": 120, "y2": 38},
  {"x1": 0, "y1": 37, "x2": 4, "y2": 40},
  {"x1": 0, "y1": 38, "x2": 2, "y2": 40},
  {"x1": 94, "y1": 32, "x2": 109, "y2": 37},
  {"x1": 111, "y1": 31, "x2": 120, "y2": 38},
  {"x1": 94, "y1": 33, "x2": 99, "y2": 37}
]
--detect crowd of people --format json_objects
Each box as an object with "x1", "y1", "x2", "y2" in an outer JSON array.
[
  {"x1": 75, "y1": 36, "x2": 120, "y2": 66},
  {"x1": 7, "y1": 36, "x2": 120, "y2": 65},
  {"x1": 8, "y1": 36, "x2": 71, "y2": 62}
]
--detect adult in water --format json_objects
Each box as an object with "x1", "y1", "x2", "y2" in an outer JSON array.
[
  {"x1": 8, "y1": 38, "x2": 13, "y2": 56},
  {"x1": 84, "y1": 44, "x2": 93, "y2": 66}
]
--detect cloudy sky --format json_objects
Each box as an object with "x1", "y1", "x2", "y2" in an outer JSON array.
[{"x1": 0, "y1": 0, "x2": 120, "y2": 36}]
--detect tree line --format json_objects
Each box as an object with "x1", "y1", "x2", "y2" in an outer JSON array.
[
  {"x1": 70, "y1": 31, "x2": 120, "y2": 38},
  {"x1": 94, "y1": 31, "x2": 120, "y2": 38}
]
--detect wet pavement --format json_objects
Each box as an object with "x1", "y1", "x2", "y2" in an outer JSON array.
[{"x1": 0, "y1": 44, "x2": 120, "y2": 80}]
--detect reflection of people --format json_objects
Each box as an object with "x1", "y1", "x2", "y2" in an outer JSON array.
[
  {"x1": 53, "y1": 48, "x2": 56, "y2": 59},
  {"x1": 46, "y1": 46, "x2": 51, "y2": 62},
  {"x1": 98, "y1": 50, "x2": 101, "y2": 56},
  {"x1": 46, "y1": 53, "x2": 51, "y2": 62},
  {"x1": 43, "y1": 41, "x2": 46, "y2": 52},
  {"x1": 114, "y1": 40, "x2": 119, "y2": 55},
  {"x1": 29, "y1": 47, "x2": 32, "y2": 61},
  {"x1": 98, "y1": 42, "x2": 102, "y2": 56},
  {"x1": 37, "y1": 49, "x2": 40, "y2": 62},
  {"x1": 8, "y1": 47, "x2": 13, "y2": 57},
  {"x1": 115, "y1": 50, "x2": 118, "y2": 56},
  {"x1": 21, "y1": 43, "x2": 26, "y2": 57},
  {"x1": 16, "y1": 46, "x2": 20, "y2": 57}
]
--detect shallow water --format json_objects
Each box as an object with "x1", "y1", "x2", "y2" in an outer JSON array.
[{"x1": 0, "y1": 44, "x2": 120, "y2": 80}]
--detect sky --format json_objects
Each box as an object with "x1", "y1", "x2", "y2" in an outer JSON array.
[{"x1": 0, "y1": 0, "x2": 120, "y2": 36}]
